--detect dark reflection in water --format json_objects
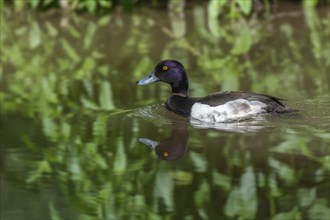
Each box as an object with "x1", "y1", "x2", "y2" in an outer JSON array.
[
  {"x1": 137, "y1": 109, "x2": 268, "y2": 160},
  {"x1": 139, "y1": 122, "x2": 188, "y2": 160}
]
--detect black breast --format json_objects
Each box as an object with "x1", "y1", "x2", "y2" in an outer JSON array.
[{"x1": 165, "y1": 95, "x2": 195, "y2": 117}]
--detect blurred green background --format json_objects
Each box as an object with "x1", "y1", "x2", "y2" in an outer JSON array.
[{"x1": 1, "y1": 0, "x2": 329, "y2": 219}]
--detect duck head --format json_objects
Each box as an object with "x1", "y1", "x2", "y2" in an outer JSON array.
[{"x1": 136, "y1": 60, "x2": 189, "y2": 96}]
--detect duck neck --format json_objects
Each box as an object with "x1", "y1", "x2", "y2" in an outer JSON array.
[{"x1": 171, "y1": 73, "x2": 188, "y2": 97}]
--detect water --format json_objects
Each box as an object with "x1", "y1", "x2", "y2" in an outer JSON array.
[{"x1": 1, "y1": 2, "x2": 329, "y2": 219}]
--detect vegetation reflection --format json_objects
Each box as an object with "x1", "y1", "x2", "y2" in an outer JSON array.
[{"x1": 1, "y1": 1, "x2": 329, "y2": 220}]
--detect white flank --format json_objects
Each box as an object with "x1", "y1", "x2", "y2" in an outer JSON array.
[{"x1": 190, "y1": 99, "x2": 267, "y2": 123}]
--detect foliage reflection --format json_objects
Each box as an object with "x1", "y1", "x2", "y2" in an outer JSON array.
[{"x1": 1, "y1": 2, "x2": 329, "y2": 220}]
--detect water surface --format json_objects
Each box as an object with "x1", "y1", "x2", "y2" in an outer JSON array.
[{"x1": 1, "y1": 2, "x2": 329, "y2": 219}]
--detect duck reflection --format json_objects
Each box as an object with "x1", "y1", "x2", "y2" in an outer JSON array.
[
  {"x1": 138, "y1": 123, "x2": 188, "y2": 161},
  {"x1": 190, "y1": 117, "x2": 266, "y2": 133},
  {"x1": 137, "y1": 108, "x2": 270, "y2": 160}
]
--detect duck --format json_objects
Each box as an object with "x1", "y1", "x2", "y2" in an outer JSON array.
[{"x1": 136, "y1": 60, "x2": 294, "y2": 123}]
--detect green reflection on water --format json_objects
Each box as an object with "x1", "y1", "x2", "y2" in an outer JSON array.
[{"x1": 1, "y1": 2, "x2": 329, "y2": 220}]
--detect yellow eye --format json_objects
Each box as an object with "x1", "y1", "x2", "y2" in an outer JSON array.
[
  {"x1": 162, "y1": 65, "x2": 169, "y2": 71},
  {"x1": 164, "y1": 152, "x2": 169, "y2": 157}
]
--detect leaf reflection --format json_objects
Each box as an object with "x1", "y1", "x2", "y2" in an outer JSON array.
[{"x1": 1, "y1": 2, "x2": 329, "y2": 220}]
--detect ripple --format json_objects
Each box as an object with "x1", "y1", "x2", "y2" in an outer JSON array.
[{"x1": 129, "y1": 104, "x2": 188, "y2": 125}]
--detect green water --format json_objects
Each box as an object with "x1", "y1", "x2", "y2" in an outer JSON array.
[{"x1": 1, "y1": 2, "x2": 329, "y2": 220}]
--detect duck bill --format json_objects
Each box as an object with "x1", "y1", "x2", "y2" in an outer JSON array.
[
  {"x1": 136, "y1": 71, "x2": 159, "y2": 85},
  {"x1": 138, "y1": 138, "x2": 159, "y2": 149}
]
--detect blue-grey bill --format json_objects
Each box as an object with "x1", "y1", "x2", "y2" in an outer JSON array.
[
  {"x1": 138, "y1": 138, "x2": 159, "y2": 149},
  {"x1": 136, "y1": 71, "x2": 159, "y2": 85}
]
